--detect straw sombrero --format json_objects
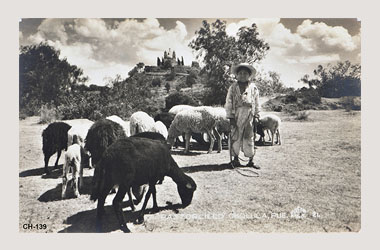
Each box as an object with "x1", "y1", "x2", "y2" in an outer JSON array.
[{"x1": 231, "y1": 63, "x2": 256, "y2": 77}]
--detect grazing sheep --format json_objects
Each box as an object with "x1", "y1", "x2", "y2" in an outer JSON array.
[
  {"x1": 154, "y1": 121, "x2": 168, "y2": 139},
  {"x1": 256, "y1": 114, "x2": 282, "y2": 146},
  {"x1": 90, "y1": 137, "x2": 197, "y2": 233},
  {"x1": 42, "y1": 122, "x2": 72, "y2": 175},
  {"x1": 61, "y1": 141, "x2": 86, "y2": 199},
  {"x1": 129, "y1": 111, "x2": 156, "y2": 136},
  {"x1": 168, "y1": 104, "x2": 194, "y2": 115},
  {"x1": 84, "y1": 119, "x2": 127, "y2": 166},
  {"x1": 106, "y1": 115, "x2": 131, "y2": 137},
  {"x1": 167, "y1": 107, "x2": 221, "y2": 154}
]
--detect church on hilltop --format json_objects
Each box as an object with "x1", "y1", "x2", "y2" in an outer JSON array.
[{"x1": 157, "y1": 48, "x2": 184, "y2": 69}]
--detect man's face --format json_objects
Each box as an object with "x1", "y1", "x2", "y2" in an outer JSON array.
[{"x1": 236, "y1": 68, "x2": 251, "y2": 82}]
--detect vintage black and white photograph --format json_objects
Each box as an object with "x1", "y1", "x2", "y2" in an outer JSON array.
[{"x1": 18, "y1": 17, "x2": 362, "y2": 233}]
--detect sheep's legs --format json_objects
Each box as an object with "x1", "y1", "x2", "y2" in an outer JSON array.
[
  {"x1": 277, "y1": 129, "x2": 281, "y2": 145},
  {"x1": 44, "y1": 154, "x2": 51, "y2": 175},
  {"x1": 184, "y1": 133, "x2": 191, "y2": 154},
  {"x1": 132, "y1": 185, "x2": 147, "y2": 205},
  {"x1": 127, "y1": 189, "x2": 136, "y2": 211},
  {"x1": 61, "y1": 162, "x2": 69, "y2": 199},
  {"x1": 112, "y1": 185, "x2": 130, "y2": 233},
  {"x1": 95, "y1": 184, "x2": 113, "y2": 233},
  {"x1": 151, "y1": 185, "x2": 159, "y2": 212},
  {"x1": 54, "y1": 150, "x2": 62, "y2": 169},
  {"x1": 136, "y1": 186, "x2": 153, "y2": 224},
  {"x1": 207, "y1": 130, "x2": 215, "y2": 154},
  {"x1": 72, "y1": 165, "x2": 80, "y2": 198},
  {"x1": 213, "y1": 127, "x2": 222, "y2": 153},
  {"x1": 270, "y1": 130, "x2": 275, "y2": 146}
]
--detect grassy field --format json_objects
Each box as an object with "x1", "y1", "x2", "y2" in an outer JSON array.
[{"x1": 19, "y1": 109, "x2": 361, "y2": 233}]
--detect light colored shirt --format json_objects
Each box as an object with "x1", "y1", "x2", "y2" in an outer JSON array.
[{"x1": 224, "y1": 81, "x2": 260, "y2": 119}]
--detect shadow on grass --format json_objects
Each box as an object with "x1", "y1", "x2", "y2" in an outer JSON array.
[
  {"x1": 58, "y1": 201, "x2": 183, "y2": 233},
  {"x1": 38, "y1": 176, "x2": 93, "y2": 202}
]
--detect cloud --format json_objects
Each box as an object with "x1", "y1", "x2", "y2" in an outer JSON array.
[
  {"x1": 224, "y1": 18, "x2": 360, "y2": 88},
  {"x1": 28, "y1": 19, "x2": 69, "y2": 45},
  {"x1": 296, "y1": 20, "x2": 358, "y2": 53},
  {"x1": 19, "y1": 31, "x2": 23, "y2": 41},
  {"x1": 24, "y1": 18, "x2": 194, "y2": 85}
]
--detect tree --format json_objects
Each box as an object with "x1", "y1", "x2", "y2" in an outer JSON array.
[
  {"x1": 189, "y1": 19, "x2": 270, "y2": 105},
  {"x1": 128, "y1": 62, "x2": 145, "y2": 77},
  {"x1": 19, "y1": 42, "x2": 88, "y2": 115},
  {"x1": 157, "y1": 57, "x2": 161, "y2": 66},
  {"x1": 299, "y1": 61, "x2": 361, "y2": 98}
]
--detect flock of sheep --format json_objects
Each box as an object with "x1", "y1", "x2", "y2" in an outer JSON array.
[{"x1": 40, "y1": 104, "x2": 282, "y2": 232}]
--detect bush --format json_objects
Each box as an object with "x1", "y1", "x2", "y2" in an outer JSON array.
[
  {"x1": 341, "y1": 96, "x2": 361, "y2": 111},
  {"x1": 285, "y1": 95, "x2": 297, "y2": 103},
  {"x1": 295, "y1": 111, "x2": 310, "y2": 121},
  {"x1": 165, "y1": 92, "x2": 198, "y2": 110},
  {"x1": 39, "y1": 104, "x2": 61, "y2": 124},
  {"x1": 152, "y1": 78, "x2": 161, "y2": 87}
]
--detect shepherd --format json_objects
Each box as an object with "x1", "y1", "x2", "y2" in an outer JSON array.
[{"x1": 225, "y1": 62, "x2": 261, "y2": 169}]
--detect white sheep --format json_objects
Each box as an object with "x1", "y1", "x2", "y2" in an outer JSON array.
[
  {"x1": 106, "y1": 115, "x2": 131, "y2": 137},
  {"x1": 167, "y1": 107, "x2": 221, "y2": 154},
  {"x1": 129, "y1": 111, "x2": 156, "y2": 136},
  {"x1": 154, "y1": 121, "x2": 168, "y2": 139},
  {"x1": 65, "y1": 119, "x2": 94, "y2": 148},
  {"x1": 168, "y1": 104, "x2": 194, "y2": 115},
  {"x1": 61, "y1": 143, "x2": 84, "y2": 199},
  {"x1": 257, "y1": 114, "x2": 282, "y2": 146},
  {"x1": 64, "y1": 119, "x2": 94, "y2": 169}
]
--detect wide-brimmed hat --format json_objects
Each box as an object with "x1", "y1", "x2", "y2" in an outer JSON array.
[{"x1": 231, "y1": 63, "x2": 256, "y2": 77}]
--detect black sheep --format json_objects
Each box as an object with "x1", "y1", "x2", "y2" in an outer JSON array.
[
  {"x1": 154, "y1": 112, "x2": 175, "y2": 129},
  {"x1": 42, "y1": 122, "x2": 72, "y2": 175},
  {"x1": 90, "y1": 137, "x2": 197, "y2": 233},
  {"x1": 84, "y1": 119, "x2": 127, "y2": 166}
]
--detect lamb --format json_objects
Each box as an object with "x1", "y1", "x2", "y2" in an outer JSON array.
[
  {"x1": 154, "y1": 121, "x2": 168, "y2": 139},
  {"x1": 106, "y1": 115, "x2": 131, "y2": 137},
  {"x1": 90, "y1": 136, "x2": 197, "y2": 233},
  {"x1": 256, "y1": 114, "x2": 282, "y2": 146},
  {"x1": 167, "y1": 107, "x2": 221, "y2": 154},
  {"x1": 61, "y1": 141, "x2": 87, "y2": 199},
  {"x1": 129, "y1": 111, "x2": 156, "y2": 136},
  {"x1": 41, "y1": 122, "x2": 72, "y2": 175},
  {"x1": 65, "y1": 119, "x2": 94, "y2": 168}
]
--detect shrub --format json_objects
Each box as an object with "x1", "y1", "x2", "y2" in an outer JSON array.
[
  {"x1": 341, "y1": 96, "x2": 361, "y2": 111},
  {"x1": 165, "y1": 92, "x2": 198, "y2": 110},
  {"x1": 39, "y1": 104, "x2": 61, "y2": 124},
  {"x1": 285, "y1": 95, "x2": 297, "y2": 104},
  {"x1": 295, "y1": 111, "x2": 310, "y2": 121},
  {"x1": 152, "y1": 78, "x2": 161, "y2": 87}
]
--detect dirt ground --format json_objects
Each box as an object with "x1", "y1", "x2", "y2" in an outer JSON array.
[{"x1": 19, "y1": 110, "x2": 361, "y2": 233}]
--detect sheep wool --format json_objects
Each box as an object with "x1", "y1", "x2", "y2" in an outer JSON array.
[{"x1": 129, "y1": 111, "x2": 156, "y2": 136}]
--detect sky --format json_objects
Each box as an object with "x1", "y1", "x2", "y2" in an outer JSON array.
[{"x1": 19, "y1": 18, "x2": 361, "y2": 89}]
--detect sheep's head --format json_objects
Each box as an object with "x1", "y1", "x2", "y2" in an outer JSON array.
[
  {"x1": 167, "y1": 126, "x2": 181, "y2": 147},
  {"x1": 177, "y1": 175, "x2": 196, "y2": 207}
]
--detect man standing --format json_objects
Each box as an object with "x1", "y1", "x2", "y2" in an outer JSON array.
[{"x1": 225, "y1": 63, "x2": 260, "y2": 169}]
